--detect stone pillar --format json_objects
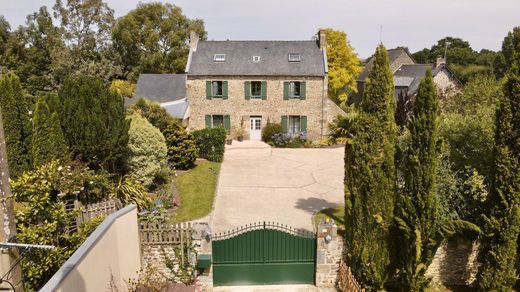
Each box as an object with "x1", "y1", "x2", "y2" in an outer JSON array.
[
  {"x1": 190, "y1": 31, "x2": 199, "y2": 52},
  {"x1": 315, "y1": 220, "x2": 344, "y2": 288}
]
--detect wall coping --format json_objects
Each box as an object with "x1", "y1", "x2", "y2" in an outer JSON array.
[{"x1": 40, "y1": 204, "x2": 137, "y2": 292}]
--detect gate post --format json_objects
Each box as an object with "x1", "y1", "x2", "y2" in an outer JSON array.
[{"x1": 315, "y1": 219, "x2": 343, "y2": 288}]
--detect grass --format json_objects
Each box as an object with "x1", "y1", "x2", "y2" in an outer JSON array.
[
  {"x1": 313, "y1": 206, "x2": 345, "y2": 236},
  {"x1": 173, "y1": 160, "x2": 221, "y2": 222}
]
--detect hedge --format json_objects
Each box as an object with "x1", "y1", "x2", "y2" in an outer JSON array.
[{"x1": 192, "y1": 127, "x2": 227, "y2": 162}]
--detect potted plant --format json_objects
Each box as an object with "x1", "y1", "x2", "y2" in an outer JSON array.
[{"x1": 233, "y1": 126, "x2": 245, "y2": 142}]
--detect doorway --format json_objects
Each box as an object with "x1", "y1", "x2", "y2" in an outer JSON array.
[{"x1": 249, "y1": 116, "x2": 262, "y2": 140}]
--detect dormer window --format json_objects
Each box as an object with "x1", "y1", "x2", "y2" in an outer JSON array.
[
  {"x1": 288, "y1": 53, "x2": 301, "y2": 62},
  {"x1": 253, "y1": 56, "x2": 261, "y2": 63},
  {"x1": 214, "y1": 54, "x2": 226, "y2": 62}
]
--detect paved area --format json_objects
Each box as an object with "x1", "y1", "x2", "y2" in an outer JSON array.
[{"x1": 210, "y1": 140, "x2": 344, "y2": 234}]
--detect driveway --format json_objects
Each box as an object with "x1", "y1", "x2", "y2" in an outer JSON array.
[{"x1": 210, "y1": 141, "x2": 344, "y2": 234}]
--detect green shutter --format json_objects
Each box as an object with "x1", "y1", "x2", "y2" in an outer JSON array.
[
  {"x1": 283, "y1": 82, "x2": 289, "y2": 100},
  {"x1": 300, "y1": 81, "x2": 306, "y2": 100},
  {"x1": 205, "y1": 115, "x2": 212, "y2": 128},
  {"x1": 244, "y1": 81, "x2": 251, "y2": 100},
  {"x1": 222, "y1": 81, "x2": 228, "y2": 99},
  {"x1": 281, "y1": 115, "x2": 288, "y2": 133},
  {"x1": 206, "y1": 81, "x2": 212, "y2": 99},
  {"x1": 223, "y1": 115, "x2": 231, "y2": 134},
  {"x1": 300, "y1": 115, "x2": 307, "y2": 132},
  {"x1": 261, "y1": 81, "x2": 267, "y2": 100}
]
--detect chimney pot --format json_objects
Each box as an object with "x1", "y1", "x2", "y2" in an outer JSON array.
[
  {"x1": 435, "y1": 57, "x2": 446, "y2": 67},
  {"x1": 318, "y1": 28, "x2": 327, "y2": 50},
  {"x1": 190, "y1": 31, "x2": 199, "y2": 52}
]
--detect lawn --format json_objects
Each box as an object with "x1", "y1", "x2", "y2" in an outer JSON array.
[
  {"x1": 313, "y1": 206, "x2": 345, "y2": 236},
  {"x1": 173, "y1": 160, "x2": 221, "y2": 222}
]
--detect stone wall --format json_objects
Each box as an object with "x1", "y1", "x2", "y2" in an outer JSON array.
[
  {"x1": 425, "y1": 237, "x2": 480, "y2": 286},
  {"x1": 187, "y1": 75, "x2": 335, "y2": 141},
  {"x1": 390, "y1": 50, "x2": 415, "y2": 73},
  {"x1": 315, "y1": 222, "x2": 344, "y2": 288},
  {"x1": 433, "y1": 70, "x2": 462, "y2": 100}
]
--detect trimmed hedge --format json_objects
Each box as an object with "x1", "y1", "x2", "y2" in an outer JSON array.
[
  {"x1": 261, "y1": 122, "x2": 283, "y2": 143},
  {"x1": 192, "y1": 128, "x2": 227, "y2": 162}
]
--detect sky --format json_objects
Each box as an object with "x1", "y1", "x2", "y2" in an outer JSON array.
[{"x1": 1, "y1": 0, "x2": 519, "y2": 58}]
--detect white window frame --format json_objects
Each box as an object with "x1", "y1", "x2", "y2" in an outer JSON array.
[
  {"x1": 288, "y1": 53, "x2": 301, "y2": 62},
  {"x1": 288, "y1": 115, "x2": 301, "y2": 134},
  {"x1": 253, "y1": 56, "x2": 261, "y2": 62},
  {"x1": 212, "y1": 81, "x2": 223, "y2": 97},
  {"x1": 289, "y1": 81, "x2": 301, "y2": 98},
  {"x1": 250, "y1": 81, "x2": 262, "y2": 98},
  {"x1": 214, "y1": 54, "x2": 226, "y2": 62}
]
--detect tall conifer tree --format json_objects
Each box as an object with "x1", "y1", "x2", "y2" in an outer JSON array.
[
  {"x1": 31, "y1": 98, "x2": 68, "y2": 167},
  {"x1": 344, "y1": 44, "x2": 397, "y2": 290},
  {"x1": 0, "y1": 72, "x2": 32, "y2": 178},
  {"x1": 394, "y1": 70, "x2": 441, "y2": 291},
  {"x1": 477, "y1": 39, "x2": 520, "y2": 291}
]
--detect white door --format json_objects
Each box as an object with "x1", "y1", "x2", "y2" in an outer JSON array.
[{"x1": 249, "y1": 117, "x2": 262, "y2": 140}]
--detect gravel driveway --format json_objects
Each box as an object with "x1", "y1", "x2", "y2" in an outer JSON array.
[{"x1": 209, "y1": 141, "x2": 344, "y2": 233}]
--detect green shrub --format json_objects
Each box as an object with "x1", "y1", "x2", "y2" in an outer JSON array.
[
  {"x1": 261, "y1": 122, "x2": 283, "y2": 143},
  {"x1": 113, "y1": 175, "x2": 152, "y2": 211},
  {"x1": 130, "y1": 97, "x2": 181, "y2": 132},
  {"x1": 127, "y1": 114, "x2": 168, "y2": 188},
  {"x1": 192, "y1": 128, "x2": 226, "y2": 162},
  {"x1": 163, "y1": 124, "x2": 198, "y2": 169}
]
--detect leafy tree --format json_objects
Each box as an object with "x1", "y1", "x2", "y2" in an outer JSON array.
[
  {"x1": 0, "y1": 72, "x2": 32, "y2": 178},
  {"x1": 163, "y1": 123, "x2": 197, "y2": 170},
  {"x1": 110, "y1": 79, "x2": 136, "y2": 98},
  {"x1": 344, "y1": 44, "x2": 396, "y2": 290},
  {"x1": 127, "y1": 114, "x2": 167, "y2": 188},
  {"x1": 112, "y1": 2, "x2": 206, "y2": 80},
  {"x1": 58, "y1": 75, "x2": 129, "y2": 173},
  {"x1": 494, "y1": 27, "x2": 520, "y2": 79},
  {"x1": 31, "y1": 98, "x2": 68, "y2": 167},
  {"x1": 0, "y1": 15, "x2": 10, "y2": 59},
  {"x1": 477, "y1": 41, "x2": 520, "y2": 291},
  {"x1": 130, "y1": 97, "x2": 180, "y2": 132},
  {"x1": 323, "y1": 28, "x2": 362, "y2": 104},
  {"x1": 394, "y1": 70, "x2": 441, "y2": 291}
]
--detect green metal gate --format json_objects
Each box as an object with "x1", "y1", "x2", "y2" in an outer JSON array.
[{"x1": 212, "y1": 222, "x2": 316, "y2": 286}]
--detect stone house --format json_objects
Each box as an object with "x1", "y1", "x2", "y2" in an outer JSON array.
[{"x1": 185, "y1": 30, "x2": 345, "y2": 141}]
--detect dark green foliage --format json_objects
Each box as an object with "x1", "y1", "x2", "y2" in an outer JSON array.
[
  {"x1": 344, "y1": 44, "x2": 396, "y2": 290},
  {"x1": 0, "y1": 72, "x2": 32, "y2": 178},
  {"x1": 163, "y1": 124, "x2": 198, "y2": 170},
  {"x1": 31, "y1": 98, "x2": 68, "y2": 167},
  {"x1": 477, "y1": 46, "x2": 520, "y2": 291},
  {"x1": 192, "y1": 128, "x2": 226, "y2": 162},
  {"x1": 261, "y1": 122, "x2": 283, "y2": 143},
  {"x1": 57, "y1": 75, "x2": 129, "y2": 173},
  {"x1": 494, "y1": 27, "x2": 520, "y2": 79},
  {"x1": 394, "y1": 70, "x2": 441, "y2": 291},
  {"x1": 130, "y1": 97, "x2": 180, "y2": 132}
]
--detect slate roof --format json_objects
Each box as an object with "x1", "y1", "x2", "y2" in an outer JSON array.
[
  {"x1": 357, "y1": 48, "x2": 412, "y2": 82},
  {"x1": 187, "y1": 41, "x2": 326, "y2": 76},
  {"x1": 127, "y1": 74, "x2": 186, "y2": 106},
  {"x1": 394, "y1": 64, "x2": 433, "y2": 78},
  {"x1": 163, "y1": 99, "x2": 189, "y2": 120}
]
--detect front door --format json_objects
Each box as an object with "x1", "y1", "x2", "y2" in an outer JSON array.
[{"x1": 249, "y1": 116, "x2": 262, "y2": 140}]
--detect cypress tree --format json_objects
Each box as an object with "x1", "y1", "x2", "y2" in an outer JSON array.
[
  {"x1": 344, "y1": 44, "x2": 396, "y2": 290},
  {"x1": 31, "y1": 98, "x2": 68, "y2": 167},
  {"x1": 394, "y1": 70, "x2": 440, "y2": 291},
  {"x1": 58, "y1": 75, "x2": 130, "y2": 173},
  {"x1": 477, "y1": 45, "x2": 520, "y2": 291},
  {"x1": 0, "y1": 72, "x2": 32, "y2": 178}
]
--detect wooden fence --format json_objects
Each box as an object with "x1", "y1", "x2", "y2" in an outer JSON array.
[
  {"x1": 65, "y1": 198, "x2": 122, "y2": 233},
  {"x1": 337, "y1": 259, "x2": 365, "y2": 292},
  {"x1": 139, "y1": 221, "x2": 194, "y2": 266}
]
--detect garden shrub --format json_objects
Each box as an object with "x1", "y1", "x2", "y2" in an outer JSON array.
[
  {"x1": 131, "y1": 97, "x2": 181, "y2": 132},
  {"x1": 127, "y1": 114, "x2": 168, "y2": 188},
  {"x1": 163, "y1": 124, "x2": 198, "y2": 169},
  {"x1": 113, "y1": 175, "x2": 152, "y2": 211},
  {"x1": 261, "y1": 122, "x2": 283, "y2": 143},
  {"x1": 192, "y1": 128, "x2": 226, "y2": 162},
  {"x1": 270, "y1": 132, "x2": 306, "y2": 148}
]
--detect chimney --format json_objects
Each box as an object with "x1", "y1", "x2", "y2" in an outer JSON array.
[
  {"x1": 435, "y1": 56, "x2": 446, "y2": 67},
  {"x1": 318, "y1": 28, "x2": 327, "y2": 50},
  {"x1": 190, "y1": 31, "x2": 199, "y2": 52}
]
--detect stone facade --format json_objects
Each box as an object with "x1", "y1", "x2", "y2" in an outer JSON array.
[
  {"x1": 315, "y1": 222, "x2": 344, "y2": 289},
  {"x1": 433, "y1": 69, "x2": 462, "y2": 100},
  {"x1": 187, "y1": 75, "x2": 342, "y2": 141},
  {"x1": 390, "y1": 50, "x2": 415, "y2": 73}
]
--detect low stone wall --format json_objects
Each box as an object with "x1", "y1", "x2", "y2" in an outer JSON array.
[
  {"x1": 425, "y1": 237, "x2": 480, "y2": 286},
  {"x1": 316, "y1": 222, "x2": 344, "y2": 288}
]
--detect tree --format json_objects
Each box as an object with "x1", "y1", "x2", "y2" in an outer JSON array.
[
  {"x1": 163, "y1": 123, "x2": 197, "y2": 170},
  {"x1": 110, "y1": 79, "x2": 136, "y2": 98},
  {"x1": 127, "y1": 114, "x2": 167, "y2": 188},
  {"x1": 344, "y1": 44, "x2": 396, "y2": 290},
  {"x1": 477, "y1": 41, "x2": 520, "y2": 291},
  {"x1": 323, "y1": 28, "x2": 362, "y2": 104},
  {"x1": 31, "y1": 98, "x2": 68, "y2": 167},
  {"x1": 0, "y1": 15, "x2": 10, "y2": 59},
  {"x1": 130, "y1": 98, "x2": 180, "y2": 132},
  {"x1": 0, "y1": 72, "x2": 32, "y2": 178},
  {"x1": 394, "y1": 70, "x2": 441, "y2": 291},
  {"x1": 494, "y1": 27, "x2": 520, "y2": 79},
  {"x1": 58, "y1": 75, "x2": 129, "y2": 173},
  {"x1": 112, "y1": 2, "x2": 206, "y2": 80}
]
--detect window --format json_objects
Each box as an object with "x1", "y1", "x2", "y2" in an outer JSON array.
[
  {"x1": 253, "y1": 56, "x2": 261, "y2": 62},
  {"x1": 288, "y1": 53, "x2": 301, "y2": 62},
  {"x1": 288, "y1": 116, "x2": 301, "y2": 134},
  {"x1": 211, "y1": 115, "x2": 224, "y2": 128},
  {"x1": 212, "y1": 81, "x2": 223, "y2": 97},
  {"x1": 251, "y1": 81, "x2": 262, "y2": 97},
  {"x1": 289, "y1": 81, "x2": 301, "y2": 98},
  {"x1": 214, "y1": 54, "x2": 226, "y2": 62}
]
